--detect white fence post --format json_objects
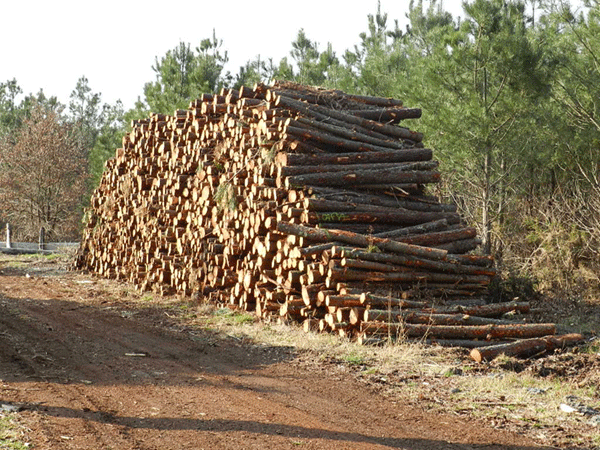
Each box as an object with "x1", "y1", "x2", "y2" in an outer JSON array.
[
  {"x1": 6, "y1": 223, "x2": 10, "y2": 249},
  {"x1": 39, "y1": 227, "x2": 45, "y2": 251}
]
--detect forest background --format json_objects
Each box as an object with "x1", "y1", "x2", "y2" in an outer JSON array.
[{"x1": 1, "y1": 0, "x2": 599, "y2": 300}]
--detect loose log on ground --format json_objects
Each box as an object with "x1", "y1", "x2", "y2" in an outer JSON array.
[{"x1": 470, "y1": 333, "x2": 585, "y2": 362}]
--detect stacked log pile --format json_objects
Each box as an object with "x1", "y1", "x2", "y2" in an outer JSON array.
[{"x1": 75, "y1": 81, "x2": 576, "y2": 355}]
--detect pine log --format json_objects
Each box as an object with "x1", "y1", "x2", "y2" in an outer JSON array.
[
  {"x1": 303, "y1": 197, "x2": 443, "y2": 214},
  {"x1": 276, "y1": 148, "x2": 433, "y2": 167},
  {"x1": 339, "y1": 257, "x2": 411, "y2": 273},
  {"x1": 274, "y1": 94, "x2": 423, "y2": 142},
  {"x1": 306, "y1": 186, "x2": 441, "y2": 205},
  {"x1": 399, "y1": 311, "x2": 524, "y2": 326},
  {"x1": 315, "y1": 223, "x2": 400, "y2": 234},
  {"x1": 280, "y1": 160, "x2": 439, "y2": 178},
  {"x1": 276, "y1": 221, "x2": 448, "y2": 260},
  {"x1": 301, "y1": 284, "x2": 324, "y2": 306},
  {"x1": 271, "y1": 92, "x2": 404, "y2": 142},
  {"x1": 294, "y1": 117, "x2": 409, "y2": 150},
  {"x1": 332, "y1": 246, "x2": 497, "y2": 277},
  {"x1": 304, "y1": 188, "x2": 456, "y2": 213},
  {"x1": 284, "y1": 169, "x2": 440, "y2": 189},
  {"x1": 373, "y1": 219, "x2": 450, "y2": 238},
  {"x1": 421, "y1": 339, "x2": 513, "y2": 348},
  {"x1": 394, "y1": 227, "x2": 477, "y2": 247},
  {"x1": 291, "y1": 242, "x2": 344, "y2": 258},
  {"x1": 349, "y1": 307, "x2": 367, "y2": 325},
  {"x1": 267, "y1": 84, "x2": 406, "y2": 108},
  {"x1": 325, "y1": 294, "x2": 363, "y2": 307},
  {"x1": 284, "y1": 125, "x2": 409, "y2": 153},
  {"x1": 347, "y1": 107, "x2": 422, "y2": 122},
  {"x1": 436, "y1": 238, "x2": 482, "y2": 254},
  {"x1": 328, "y1": 267, "x2": 490, "y2": 285},
  {"x1": 306, "y1": 209, "x2": 460, "y2": 226},
  {"x1": 431, "y1": 302, "x2": 529, "y2": 318},
  {"x1": 361, "y1": 322, "x2": 556, "y2": 340},
  {"x1": 359, "y1": 292, "x2": 430, "y2": 308},
  {"x1": 470, "y1": 333, "x2": 585, "y2": 362},
  {"x1": 446, "y1": 254, "x2": 495, "y2": 268}
]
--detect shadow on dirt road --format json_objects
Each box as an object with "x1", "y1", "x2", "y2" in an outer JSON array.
[{"x1": 0, "y1": 264, "x2": 555, "y2": 449}]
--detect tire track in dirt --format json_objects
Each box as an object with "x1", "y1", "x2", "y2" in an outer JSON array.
[{"x1": 0, "y1": 273, "x2": 552, "y2": 449}]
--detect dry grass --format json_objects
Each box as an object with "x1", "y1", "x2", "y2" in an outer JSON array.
[
  {"x1": 164, "y1": 303, "x2": 600, "y2": 447},
  {"x1": 0, "y1": 413, "x2": 30, "y2": 449},
  {"x1": 3, "y1": 253, "x2": 600, "y2": 448}
]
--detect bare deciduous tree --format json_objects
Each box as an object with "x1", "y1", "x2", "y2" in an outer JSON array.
[{"x1": 0, "y1": 103, "x2": 88, "y2": 241}]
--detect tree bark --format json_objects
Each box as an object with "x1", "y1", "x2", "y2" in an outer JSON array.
[
  {"x1": 470, "y1": 333, "x2": 585, "y2": 362},
  {"x1": 283, "y1": 125, "x2": 410, "y2": 153},
  {"x1": 436, "y1": 238, "x2": 482, "y2": 254},
  {"x1": 331, "y1": 246, "x2": 497, "y2": 277},
  {"x1": 359, "y1": 292, "x2": 429, "y2": 308},
  {"x1": 365, "y1": 310, "x2": 526, "y2": 326},
  {"x1": 267, "y1": 84, "x2": 406, "y2": 108},
  {"x1": 361, "y1": 321, "x2": 556, "y2": 340},
  {"x1": 284, "y1": 169, "x2": 441, "y2": 189},
  {"x1": 276, "y1": 221, "x2": 448, "y2": 260},
  {"x1": 276, "y1": 148, "x2": 433, "y2": 167},
  {"x1": 373, "y1": 219, "x2": 450, "y2": 238},
  {"x1": 346, "y1": 107, "x2": 422, "y2": 122},
  {"x1": 429, "y1": 301, "x2": 530, "y2": 317},
  {"x1": 303, "y1": 186, "x2": 455, "y2": 213},
  {"x1": 293, "y1": 117, "x2": 409, "y2": 150},
  {"x1": 274, "y1": 94, "x2": 423, "y2": 143},
  {"x1": 396, "y1": 228, "x2": 478, "y2": 247},
  {"x1": 327, "y1": 267, "x2": 490, "y2": 285},
  {"x1": 306, "y1": 209, "x2": 460, "y2": 227},
  {"x1": 280, "y1": 161, "x2": 439, "y2": 178}
]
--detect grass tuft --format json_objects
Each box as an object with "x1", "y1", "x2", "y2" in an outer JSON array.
[{"x1": 0, "y1": 414, "x2": 30, "y2": 449}]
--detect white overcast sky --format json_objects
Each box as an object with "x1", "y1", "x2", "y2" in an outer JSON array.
[{"x1": 1, "y1": 0, "x2": 469, "y2": 110}]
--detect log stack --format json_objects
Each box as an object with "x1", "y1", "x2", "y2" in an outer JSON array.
[{"x1": 75, "y1": 81, "x2": 572, "y2": 355}]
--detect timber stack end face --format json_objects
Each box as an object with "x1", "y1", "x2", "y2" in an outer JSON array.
[{"x1": 75, "y1": 81, "x2": 567, "y2": 357}]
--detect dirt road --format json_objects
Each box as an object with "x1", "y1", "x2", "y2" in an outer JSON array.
[{"x1": 0, "y1": 260, "x2": 550, "y2": 449}]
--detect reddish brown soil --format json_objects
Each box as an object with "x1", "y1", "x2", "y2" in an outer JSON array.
[{"x1": 0, "y1": 259, "x2": 552, "y2": 449}]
